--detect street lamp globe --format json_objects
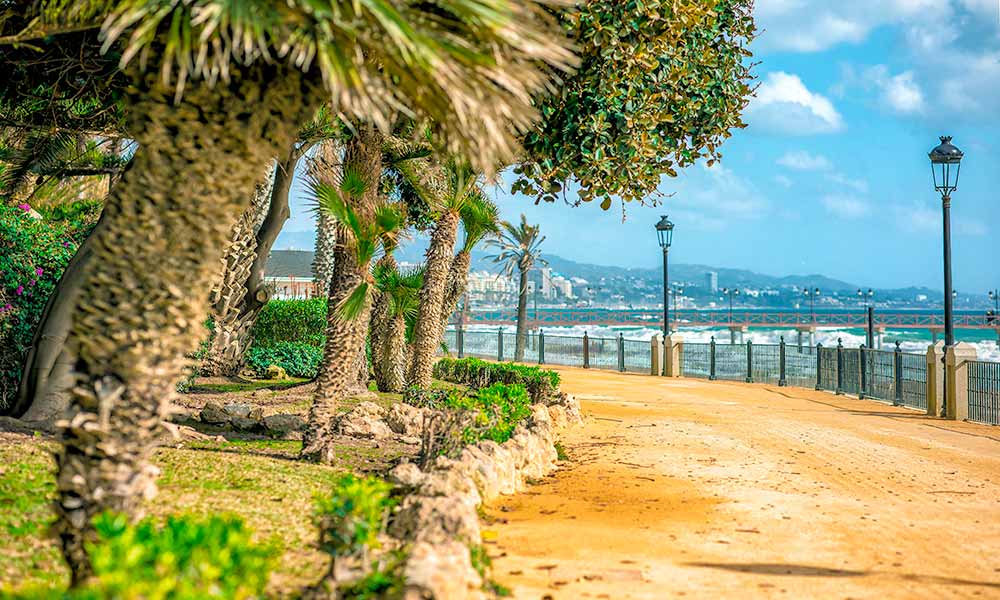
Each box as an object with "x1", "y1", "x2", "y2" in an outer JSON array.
[
  {"x1": 929, "y1": 136, "x2": 964, "y2": 196},
  {"x1": 655, "y1": 215, "x2": 674, "y2": 249}
]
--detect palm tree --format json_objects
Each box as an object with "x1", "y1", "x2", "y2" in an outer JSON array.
[
  {"x1": 371, "y1": 263, "x2": 424, "y2": 393},
  {"x1": 301, "y1": 167, "x2": 404, "y2": 462},
  {"x1": 487, "y1": 215, "x2": 546, "y2": 361},
  {"x1": 10, "y1": 1, "x2": 572, "y2": 580},
  {"x1": 403, "y1": 160, "x2": 483, "y2": 389},
  {"x1": 440, "y1": 196, "x2": 499, "y2": 335}
]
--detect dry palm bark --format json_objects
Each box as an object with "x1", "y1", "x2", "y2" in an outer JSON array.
[
  {"x1": 369, "y1": 253, "x2": 396, "y2": 391},
  {"x1": 309, "y1": 141, "x2": 341, "y2": 296},
  {"x1": 408, "y1": 209, "x2": 460, "y2": 389},
  {"x1": 200, "y1": 166, "x2": 275, "y2": 376},
  {"x1": 301, "y1": 126, "x2": 382, "y2": 463},
  {"x1": 54, "y1": 65, "x2": 322, "y2": 581}
]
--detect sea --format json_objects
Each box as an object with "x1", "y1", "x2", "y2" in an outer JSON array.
[{"x1": 464, "y1": 308, "x2": 1000, "y2": 362}]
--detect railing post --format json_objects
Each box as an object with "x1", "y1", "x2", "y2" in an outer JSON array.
[
  {"x1": 836, "y1": 338, "x2": 845, "y2": 395},
  {"x1": 815, "y1": 342, "x2": 824, "y2": 390},
  {"x1": 457, "y1": 326, "x2": 464, "y2": 359},
  {"x1": 779, "y1": 336, "x2": 787, "y2": 387},
  {"x1": 538, "y1": 330, "x2": 545, "y2": 365},
  {"x1": 497, "y1": 327, "x2": 504, "y2": 362},
  {"x1": 618, "y1": 333, "x2": 626, "y2": 372},
  {"x1": 859, "y1": 344, "x2": 867, "y2": 399},
  {"x1": 745, "y1": 339, "x2": 754, "y2": 383},
  {"x1": 893, "y1": 341, "x2": 903, "y2": 406},
  {"x1": 709, "y1": 336, "x2": 717, "y2": 381},
  {"x1": 583, "y1": 332, "x2": 590, "y2": 369},
  {"x1": 945, "y1": 343, "x2": 977, "y2": 421}
]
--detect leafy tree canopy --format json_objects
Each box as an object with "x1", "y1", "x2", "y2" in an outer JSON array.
[{"x1": 513, "y1": 0, "x2": 756, "y2": 209}]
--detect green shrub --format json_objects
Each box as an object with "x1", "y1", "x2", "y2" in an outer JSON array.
[
  {"x1": 433, "y1": 357, "x2": 560, "y2": 403},
  {"x1": 245, "y1": 341, "x2": 322, "y2": 379},
  {"x1": 409, "y1": 383, "x2": 533, "y2": 447},
  {"x1": 7, "y1": 513, "x2": 274, "y2": 599},
  {"x1": 336, "y1": 554, "x2": 406, "y2": 600},
  {"x1": 314, "y1": 475, "x2": 395, "y2": 562},
  {"x1": 251, "y1": 298, "x2": 326, "y2": 348},
  {"x1": 0, "y1": 201, "x2": 98, "y2": 412}
]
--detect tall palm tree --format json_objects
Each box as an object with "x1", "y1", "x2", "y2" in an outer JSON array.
[
  {"x1": 487, "y1": 215, "x2": 546, "y2": 361},
  {"x1": 302, "y1": 167, "x2": 404, "y2": 462},
  {"x1": 440, "y1": 196, "x2": 499, "y2": 335},
  {"x1": 403, "y1": 160, "x2": 482, "y2": 389},
  {"x1": 372, "y1": 263, "x2": 424, "y2": 393},
  {"x1": 10, "y1": 1, "x2": 572, "y2": 580}
]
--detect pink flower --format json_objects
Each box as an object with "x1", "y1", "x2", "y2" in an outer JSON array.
[
  {"x1": 29, "y1": 279, "x2": 36, "y2": 287},
  {"x1": 15, "y1": 285, "x2": 24, "y2": 296},
  {"x1": 63, "y1": 241, "x2": 71, "y2": 248},
  {"x1": 0, "y1": 303, "x2": 11, "y2": 313},
  {"x1": 35, "y1": 267, "x2": 43, "y2": 276},
  {"x1": 17, "y1": 203, "x2": 31, "y2": 212}
]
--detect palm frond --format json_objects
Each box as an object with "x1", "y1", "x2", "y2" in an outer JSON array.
[
  {"x1": 336, "y1": 281, "x2": 371, "y2": 322},
  {"x1": 459, "y1": 193, "x2": 499, "y2": 252}
]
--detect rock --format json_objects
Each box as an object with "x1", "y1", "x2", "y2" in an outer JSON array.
[
  {"x1": 391, "y1": 495, "x2": 481, "y2": 544},
  {"x1": 222, "y1": 402, "x2": 252, "y2": 419},
  {"x1": 262, "y1": 413, "x2": 305, "y2": 436},
  {"x1": 265, "y1": 364, "x2": 288, "y2": 380},
  {"x1": 200, "y1": 401, "x2": 229, "y2": 424},
  {"x1": 231, "y1": 416, "x2": 260, "y2": 432},
  {"x1": 388, "y1": 462, "x2": 427, "y2": 488},
  {"x1": 387, "y1": 403, "x2": 427, "y2": 436},
  {"x1": 248, "y1": 407, "x2": 264, "y2": 421},
  {"x1": 338, "y1": 401, "x2": 392, "y2": 439},
  {"x1": 404, "y1": 541, "x2": 484, "y2": 600}
]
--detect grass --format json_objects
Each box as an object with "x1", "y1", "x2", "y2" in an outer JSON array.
[
  {"x1": 185, "y1": 378, "x2": 310, "y2": 394},
  {"x1": 0, "y1": 380, "x2": 461, "y2": 596},
  {"x1": 555, "y1": 441, "x2": 569, "y2": 461}
]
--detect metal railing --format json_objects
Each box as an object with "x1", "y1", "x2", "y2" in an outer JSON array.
[
  {"x1": 968, "y1": 360, "x2": 1000, "y2": 425},
  {"x1": 444, "y1": 327, "x2": 995, "y2": 424}
]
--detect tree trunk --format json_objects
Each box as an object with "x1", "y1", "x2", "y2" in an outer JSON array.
[
  {"x1": 439, "y1": 250, "x2": 472, "y2": 339},
  {"x1": 408, "y1": 211, "x2": 460, "y2": 389},
  {"x1": 370, "y1": 254, "x2": 407, "y2": 393},
  {"x1": 515, "y1": 267, "x2": 529, "y2": 361},
  {"x1": 199, "y1": 165, "x2": 276, "y2": 377},
  {"x1": 54, "y1": 65, "x2": 321, "y2": 582},
  {"x1": 11, "y1": 197, "x2": 117, "y2": 421},
  {"x1": 301, "y1": 127, "x2": 382, "y2": 463},
  {"x1": 309, "y1": 142, "x2": 341, "y2": 297}
]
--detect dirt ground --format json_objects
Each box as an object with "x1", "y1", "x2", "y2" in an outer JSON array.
[{"x1": 484, "y1": 367, "x2": 1000, "y2": 599}]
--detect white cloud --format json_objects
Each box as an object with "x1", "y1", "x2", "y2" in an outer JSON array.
[
  {"x1": 893, "y1": 201, "x2": 989, "y2": 236},
  {"x1": 824, "y1": 172, "x2": 870, "y2": 194},
  {"x1": 657, "y1": 163, "x2": 769, "y2": 231},
  {"x1": 747, "y1": 72, "x2": 845, "y2": 135},
  {"x1": 777, "y1": 150, "x2": 833, "y2": 171},
  {"x1": 843, "y1": 66, "x2": 926, "y2": 114},
  {"x1": 774, "y1": 174, "x2": 794, "y2": 188},
  {"x1": 822, "y1": 195, "x2": 871, "y2": 219}
]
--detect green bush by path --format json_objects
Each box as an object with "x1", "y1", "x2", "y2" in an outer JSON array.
[
  {"x1": 406, "y1": 382, "x2": 534, "y2": 446},
  {"x1": 245, "y1": 341, "x2": 323, "y2": 379},
  {"x1": 433, "y1": 357, "x2": 560, "y2": 403},
  {"x1": 10, "y1": 513, "x2": 273, "y2": 600},
  {"x1": 0, "y1": 201, "x2": 99, "y2": 412},
  {"x1": 251, "y1": 298, "x2": 327, "y2": 348}
]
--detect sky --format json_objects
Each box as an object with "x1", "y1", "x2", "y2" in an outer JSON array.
[{"x1": 279, "y1": 0, "x2": 999, "y2": 293}]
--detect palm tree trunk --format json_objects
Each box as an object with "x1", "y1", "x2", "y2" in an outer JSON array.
[
  {"x1": 302, "y1": 127, "x2": 382, "y2": 463},
  {"x1": 369, "y1": 254, "x2": 396, "y2": 392},
  {"x1": 310, "y1": 142, "x2": 341, "y2": 297},
  {"x1": 200, "y1": 165, "x2": 275, "y2": 377},
  {"x1": 54, "y1": 65, "x2": 320, "y2": 582},
  {"x1": 408, "y1": 211, "x2": 460, "y2": 389},
  {"x1": 439, "y1": 249, "x2": 472, "y2": 339},
  {"x1": 379, "y1": 314, "x2": 407, "y2": 393},
  {"x1": 515, "y1": 267, "x2": 529, "y2": 361}
]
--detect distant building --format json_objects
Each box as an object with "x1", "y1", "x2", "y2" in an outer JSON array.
[
  {"x1": 540, "y1": 267, "x2": 554, "y2": 299},
  {"x1": 264, "y1": 250, "x2": 321, "y2": 299},
  {"x1": 552, "y1": 276, "x2": 573, "y2": 299},
  {"x1": 705, "y1": 271, "x2": 719, "y2": 293}
]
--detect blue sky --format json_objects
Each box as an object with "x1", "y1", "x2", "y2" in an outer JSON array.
[{"x1": 280, "y1": 0, "x2": 999, "y2": 292}]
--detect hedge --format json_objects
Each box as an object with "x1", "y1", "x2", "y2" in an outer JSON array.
[
  {"x1": 432, "y1": 357, "x2": 560, "y2": 403},
  {"x1": 245, "y1": 341, "x2": 323, "y2": 379},
  {"x1": 251, "y1": 298, "x2": 327, "y2": 348}
]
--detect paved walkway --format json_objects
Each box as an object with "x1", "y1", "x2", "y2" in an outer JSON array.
[{"x1": 485, "y1": 367, "x2": 1000, "y2": 599}]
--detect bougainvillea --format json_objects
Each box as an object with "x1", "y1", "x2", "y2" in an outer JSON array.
[
  {"x1": 513, "y1": 0, "x2": 756, "y2": 209},
  {"x1": 0, "y1": 201, "x2": 99, "y2": 411}
]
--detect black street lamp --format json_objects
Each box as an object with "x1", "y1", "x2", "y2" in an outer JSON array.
[
  {"x1": 722, "y1": 287, "x2": 740, "y2": 324},
  {"x1": 655, "y1": 215, "x2": 674, "y2": 337},
  {"x1": 988, "y1": 290, "x2": 999, "y2": 312},
  {"x1": 929, "y1": 136, "x2": 963, "y2": 355},
  {"x1": 858, "y1": 288, "x2": 875, "y2": 348},
  {"x1": 803, "y1": 287, "x2": 821, "y2": 322}
]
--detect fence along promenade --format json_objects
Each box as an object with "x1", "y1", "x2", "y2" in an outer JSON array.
[{"x1": 442, "y1": 327, "x2": 1000, "y2": 427}]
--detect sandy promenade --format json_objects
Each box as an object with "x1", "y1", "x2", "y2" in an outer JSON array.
[{"x1": 485, "y1": 367, "x2": 1000, "y2": 599}]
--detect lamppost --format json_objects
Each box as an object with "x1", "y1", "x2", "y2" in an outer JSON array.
[
  {"x1": 858, "y1": 288, "x2": 875, "y2": 348},
  {"x1": 804, "y1": 287, "x2": 821, "y2": 322},
  {"x1": 655, "y1": 216, "x2": 674, "y2": 338},
  {"x1": 988, "y1": 290, "x2": 999, "y2": 313},
  {"x1": 929, "y1": 135, "x2": 963, "y2": 417},
  {"x1": 722, "y1": 287, "x2": 740, "y2": 324}
]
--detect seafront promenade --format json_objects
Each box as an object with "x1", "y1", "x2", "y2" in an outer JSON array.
[{"x1": 487, "y1": 367, "x2": 1000, "y2": 599}]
